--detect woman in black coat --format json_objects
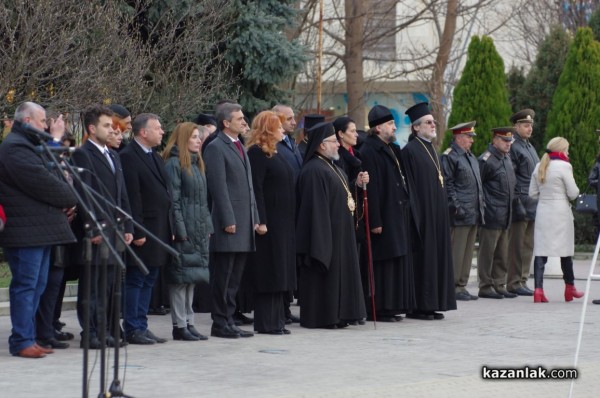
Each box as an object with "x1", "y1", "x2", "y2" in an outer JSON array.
[
  {"x1": 245, "y1": 111, "x2": 297, "y2": 334},
  {"x1": 162, "y1": 122, "x2": 213, "y2": 341}
]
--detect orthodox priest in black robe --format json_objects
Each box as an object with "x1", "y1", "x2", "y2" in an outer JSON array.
[
  {"x1": 359, "y1": 105, "x2": 416, "y2": 322},
  {"x1": 296, "y1": 122, "x2": 367, "y2": 328},
  {"x1": 401, "y1": 102, "x2": 457, "y2": 320}
]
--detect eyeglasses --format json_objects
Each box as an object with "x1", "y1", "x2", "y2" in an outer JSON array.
[
  {"x1": 423, "y1": 120, "x2": 437, "y2": 126},
  {"x1": 322, "y1": 138, "x2": 339, "y2": 144}
]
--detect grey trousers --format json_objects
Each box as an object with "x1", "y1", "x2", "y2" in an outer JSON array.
[
  {"x1": 507, "y1": 220, "x2": 535, "y2": 290},
  {"x1": 168, "y1": 283, "x2": 195, "y2": 328},
  {"x1": 477, "y1": 227, "x2": 510, "y2": 291},
  {"x1": 451, "y1": 225, "x2": 478, "y2": 292}
]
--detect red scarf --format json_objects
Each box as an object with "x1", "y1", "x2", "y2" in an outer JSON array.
[{"x1": 548, "y1": 151, "x2": 569, "y2": 162}]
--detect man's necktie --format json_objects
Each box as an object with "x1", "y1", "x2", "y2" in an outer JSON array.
[
  {"x1": 104, "y1": 148, "x2": 115, "y2": 173},
  {"x1": 234, "y1": 140, "x2": 245, "y2": 161}
]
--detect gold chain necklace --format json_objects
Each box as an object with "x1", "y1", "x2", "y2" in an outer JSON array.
[
  {"x1": 386, "y1": 143, "x2": 407, "y2": 188},
  {"x1": 416, "y1": 137, "x2": 444, "y2": 187},
  {"x1": 317, "y1": 155, "x2": 356, "y2": 215}
]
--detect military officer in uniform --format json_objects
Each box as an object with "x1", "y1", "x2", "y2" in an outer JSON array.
[
  {"x1": 441, "y1": 121, "x2": 484, "y2": 301},
  {"x1": 477, "y1": 128, "x2": 518, "y2": 299},
  {"x1": 507, "y1": 109, "x2": 539, "y2": 296}
]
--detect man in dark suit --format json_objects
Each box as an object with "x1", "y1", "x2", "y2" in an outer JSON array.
[
  {"x1": 272, "y1": 104, "x2": 302, "y2": 325},
  {"x1": 204, "y1": 102, "x2": 259, "y2": 338},
  {"x1": 71, "y1": 104, "x2": 134, "y2": 349},
  {"x1": 120, "y1": 113, "x2": 172, "y2": 345}
]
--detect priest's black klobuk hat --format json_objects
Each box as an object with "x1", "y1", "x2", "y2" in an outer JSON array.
[
  {"x1": 194, "y1": 113, "x2": 217, "y2": 127},
  {"x1": 304, "y1": 121, "x2": 335, "y2": 162},
  {"x1": 404, "y1": 102, "x2": 431, "y2": 124},
  {"x1": 368, "y1": 105, "x2": 394, "y2": 128},
  {"x1": 304, "y1": 114, "x2": 325, "y2": 131}
]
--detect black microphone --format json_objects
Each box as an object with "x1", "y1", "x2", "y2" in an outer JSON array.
[
  {"x1": 21, "y1": 123, "x2": 60, "y2": 142},
  {"x1": 35, "y1": 145, "x2": 76, "y2": 154},
  {"x1": 46, "y1": 162, "x2": 86, "y2": 173}
]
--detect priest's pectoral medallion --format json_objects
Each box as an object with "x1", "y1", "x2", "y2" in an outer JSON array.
[
  {"x1": 438, "y1": 173, "x2": 444, "y2": 188},
  {"x1": 348, "y1": 194, "x2": 356, "y2": 215}
]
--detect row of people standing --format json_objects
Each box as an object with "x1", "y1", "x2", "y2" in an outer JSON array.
[{"x1": 441, "y1": 109, "x2": 584, "y2": 304}]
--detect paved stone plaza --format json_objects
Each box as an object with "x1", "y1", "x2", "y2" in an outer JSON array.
[{"x1": 1, "y1": 261, "x2": 599, "y2": 398}]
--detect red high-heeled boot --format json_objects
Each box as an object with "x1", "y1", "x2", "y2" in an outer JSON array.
[
  {"x1": 534, "y1": 288, "x2": 548, "y2": 303},
  {"x1": 564, "y1": 284, "x2": 584, "y2": 302}
]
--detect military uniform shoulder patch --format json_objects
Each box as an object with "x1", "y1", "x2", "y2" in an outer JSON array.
[{"x1": 481, "y1": 151, "x2": 491, "y2": 161}]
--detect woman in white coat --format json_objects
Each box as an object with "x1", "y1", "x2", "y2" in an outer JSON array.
[{"x1": 529, "y1": 137, "x2": 583, "y2": 303}]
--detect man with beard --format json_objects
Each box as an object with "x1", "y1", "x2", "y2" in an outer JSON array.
[
  {"x1": 296, "y1": 122, "x2": 366, "y2": 328},
  {"x1": 359, "y1": 106, "x2": 415, "y2": 321},
  {"x1": 441, "y1": 122, "x2": 484, "y2": 301},
  {"x1": 401, "y1": 102, "x2": 456, "y2": 320}
]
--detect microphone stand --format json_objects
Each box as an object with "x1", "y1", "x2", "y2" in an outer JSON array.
[{"x1": 34, "y1": 132, "x2": 177, "y2": 398}]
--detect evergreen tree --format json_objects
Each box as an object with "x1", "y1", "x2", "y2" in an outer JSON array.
[
  {"x1": 546, "y1": 27, "x2": 600, "y2": 189},
  {"x1": 444, "y1": 36, "x2": 512, "y2": 156},
  {"x1": 520, "y1": 27, "x2": 571, "y2": 151},
  {"x1": 589, "y1": 7, "x2": 600, "y2": 41},
  {"x1": 506, "y1": 65, "x2": 526, "y2": 111},
  {"x1": 224, "y1": 0, "x2": 306, "y2": 116}
]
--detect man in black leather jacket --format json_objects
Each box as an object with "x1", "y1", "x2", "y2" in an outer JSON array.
[
  {"x1": 477, "y1": 128, "x2": 517, "y2": 299},
  {"x1": 441, "y1": 121, "x2": 484, "y2": 301},
  {"x1": 507, "y1": 109, "x2": 539, "y2": 296}
]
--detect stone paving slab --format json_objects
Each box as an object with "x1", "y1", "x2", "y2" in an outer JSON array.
[{"x1": 0, "y1": 261, "x2": 599, "y2": 397}]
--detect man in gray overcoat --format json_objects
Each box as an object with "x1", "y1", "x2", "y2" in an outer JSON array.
[{"x1": 204, "y1": 102, "x2": 259, "y2": 338}]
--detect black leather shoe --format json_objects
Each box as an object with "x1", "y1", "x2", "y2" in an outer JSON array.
[
  {"x1": 593, "y1": 299, "x2": 600, "y2": 305},
  {"x1": 258, "y1": 329, "x2": 284, "y2": 335},
  {"x1": 233, "y1": 312, "x2": 254, "y2": 325},
  {"x1": 127, "y1": 331, "x2": 156, "y2": 345},
  {"x1": 522, "y1": 284, "x2": 534, "y2": 294},
  {"x1": 230, "y1": 325, "x2": 254, "y2": 338},
  {"x1": 496, "y1": 288, "x2": 518, "y2": 298},
  {"x1": 282, "y1": 328, "x2": 291, "y2": 335},
  {"x1": 455, "y1": 291, "x2": 471, "y2": 301},
  {"x1": 285, "y1": 318, "x2": 293, "y2": 325},
  {"x1": 54, "y1": 329, "x2": 74, "y2": 341},
  {"x1": 508, "y1": 287, "x2": 533, "y2": 296},
  {"x1": 187, "y1": 325, "x2": 208, "y2": 341},
  {"x1": 144, "y1": 329, "x2": 167, "y2": 343},
  {"x1": 466, "y1": 291, "x2": 479, "y2": 300},
  {"x1": 358, "y1": 319, "x2": 366, "y2": 325},
  {"x1": 287, "y1": 314, "x2": 300, "y2": 323},
  {"x1": 478, "y1": 289, "x2": 504, "y2": 299},
  {"x1": 211, "y1": 325, "x2": 240, "y2": 339},
  {"x1": 405, "y1": 312, "x2": 434, "y2": 321},
  {"x1": 431, "y1": 312, "x2": 444, "y2": 320},
  {"x1": 106, "y1": 335, "x2": 127, "y2": 348},
  {"x1": 37, "y1": 338, "x2": 69, "y2": 349},
  {"x1": 80, "y1": 335, "x2": 104, "y2": 349},
  {"x1": 173, "y1": 327, "x2": 200, "y2": 341}
]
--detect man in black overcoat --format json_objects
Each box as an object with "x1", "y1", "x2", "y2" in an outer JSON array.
[{"x1": 120, "y1": 113, "x2": 173, "y2": 344}]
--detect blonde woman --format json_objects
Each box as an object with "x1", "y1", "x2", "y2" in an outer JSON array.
[{"x1": 529, "y1": 137, "x2": 583, "y2": 303}]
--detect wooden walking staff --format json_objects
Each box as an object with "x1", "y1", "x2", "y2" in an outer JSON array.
[{"x1": 362, "y1": 183, "x2": 377, "y2": 329}]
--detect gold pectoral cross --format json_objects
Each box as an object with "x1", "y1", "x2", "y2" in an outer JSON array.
[{"x1": 438, "y1": 172, "x2": 444, "y2": 188}]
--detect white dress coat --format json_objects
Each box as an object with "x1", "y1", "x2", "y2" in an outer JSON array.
[{"x1": 529, "y1": 159, "x2": 579, "y2": 257}]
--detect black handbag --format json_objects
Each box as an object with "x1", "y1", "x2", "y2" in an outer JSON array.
[{"x1": 575, "y1": 185, "x2": 597, "y2": 214}]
